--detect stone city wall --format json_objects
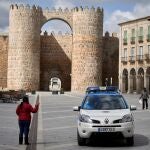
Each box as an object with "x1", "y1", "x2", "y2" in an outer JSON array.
[
  {"x1": 72, "y1": 7, "x2": 103, "y2": 91},
  {"x1": 102, "y1": 32, "x2": 119, "y2": 86},
  {"x1": 8, "y1": 4, "x2": 42, "y2": 91},
  {"x1": 0, "y1": 35, "x2": 8, "y2": 88},
  {"x1": 40, "y1": 32, "x2": 72, "y2": 91}
]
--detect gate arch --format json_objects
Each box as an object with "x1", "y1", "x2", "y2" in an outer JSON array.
[{"x1": 41, "y1": 9, "x2": 73, "y2": 30}]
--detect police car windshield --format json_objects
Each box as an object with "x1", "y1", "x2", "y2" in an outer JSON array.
[{"x1": 82, "y1": 95, "x2": 128, "y2": 110}]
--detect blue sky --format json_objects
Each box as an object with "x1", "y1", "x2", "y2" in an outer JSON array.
[{"x1": 0, "y1": 0, "x2": 150, "y2": 35}]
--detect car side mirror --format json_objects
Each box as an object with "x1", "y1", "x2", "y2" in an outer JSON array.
[
  {"x1": 130, "y1": 105, "x2": 137, "y2": 111},
  {"x1": 73, "y1": 106, "x2": 80, "y2": 111}
]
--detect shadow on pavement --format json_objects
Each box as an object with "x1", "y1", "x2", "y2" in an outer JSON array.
[{"x1": 87, "y1": 134, "x2": 149, "y2": 147}]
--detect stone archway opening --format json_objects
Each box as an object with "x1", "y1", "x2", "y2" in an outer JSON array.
[
  {"x1": 122, "y1": 69, "x2": 128, "y2": 93},
  {"x1": 138, "y1": 67, "x2": 144, "y2": 92},
  {"x1": 40, "y1": 19, "x2": 72, "y2": 91},
  {"x1": 130, "y1": 68, "x2": 136, "y2": 92}
]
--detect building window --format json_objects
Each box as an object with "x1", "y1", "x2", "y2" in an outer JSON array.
[
  {"x1": 137, "y1": 46, "x2": 143, "y2": 60},
  {"x1": 131, "y1": 47, "x2": 135, "y2": 56},
  {"x1": 147, "y1": 26, "x2": 150, "y2": 41},
  {"x1": 129, "y1": 47, "x2": 135, "y2": 62},
  {"x1": 124, "y1": 48, "x2": 127, "y2": 60},
  {"x1": 138, "y1": 27, "x2": 143, "y2": 42},
  {"x1": 123, "y1": 30, "x2": 127, "y2": 45},
  {"x1": 131, "y1": 29, "x2": 135, "y2": 44},
  {"x1": 148, "y1": 45, "x2": 150, "y2": 54}
]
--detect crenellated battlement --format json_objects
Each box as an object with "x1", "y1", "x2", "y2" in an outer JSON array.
[
  {"x1": 43, "y1": 7, "x2": 73, "y2": 13},
  {"x1": 73, "y1": 6, "x2": 103, "y2": 13},
  {"x1": 42, "y1": 31, "x2": 72, "y2": 36},
  {"x1": 43, "y1": 6, "x2": 103, "y2": 14},
  {"x1": 10, "y1": 4, "x2": 42, "y2": 12}
]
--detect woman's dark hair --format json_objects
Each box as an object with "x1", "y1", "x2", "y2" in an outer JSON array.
[
  {"x1": 20, "y1": 95, "x2": 29, "y2": 108},
  {"x1": 23, "y1": 95, "x2": 29, "y2": 103}
]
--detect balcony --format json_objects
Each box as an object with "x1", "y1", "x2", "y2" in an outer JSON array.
[
  {"x1": 121, "y1": 57, "x2": 127, "y2": 64},
  {"x1": 147, "y1": 34, "x2": 150, "y2": 42},
  {"x1": 129, "y1": 56, "x2": 135, "y2": 63},
  {"x1": 123, "y1": 38, "x2": 127, "y2": 45},
  {"x1": 130, "y1": 37, "x2": 135, "y2": 44},
  {"x1": 138, "y1": 36, "x2": 143, "y2": 43},
  {"x1": 136, "y1": 55, "x2": 144, "y2": 62},
  {"x1": 144, "y1": 53, "x2": 150, "y2": 61}
]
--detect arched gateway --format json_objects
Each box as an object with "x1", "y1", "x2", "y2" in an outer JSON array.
[{"x1": 8, "y1": 4, "x2": 103, "y2": 92}]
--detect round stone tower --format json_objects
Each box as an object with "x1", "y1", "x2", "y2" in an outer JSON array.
[
  {"x1": 8, "y1": 4, "x2": 42, "y2": 91},
  {"x1": 72, "y1": 7, "x2": 103, "y2": 91}
]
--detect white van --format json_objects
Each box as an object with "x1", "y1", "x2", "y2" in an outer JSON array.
[{"x1": 49, "y1": 77, "x2": 61, "y2": 94}]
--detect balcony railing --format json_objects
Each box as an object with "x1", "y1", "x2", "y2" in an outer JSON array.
[
  {"x1": 147, "y1": 34, "x2": 150, "y2": 42},
  {"x1": 138, "y1": 36, "x2": 143, "y2": 43},
  {"x1": 130, "y1": 37, "x2": 135, "y2": 44},
  {"x1": 123, "y1": 38, "x2": 127, "y2": 45},
  {"x1": 136, "y1": 55, "x2": 144, "y2": 62},
  {"x1": 121, "y1": 57, "x2": 127, "y2": 63},
  {"x1": 144, "y1": 53, "x2": 150, "y2": 60},
  {"x1": 129, "y1": 56, "x2": 135, "y2": 63}
]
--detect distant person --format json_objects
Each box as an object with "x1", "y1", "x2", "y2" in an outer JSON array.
[
  {"x1": 16, "y1": 95, "x2": 39, "y2": 145},
  {"x1": 139, "y1": 87, "x2": 149, "y2": 110}
]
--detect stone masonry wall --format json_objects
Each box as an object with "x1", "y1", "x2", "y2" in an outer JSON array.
[
  {"x1": 102, "y1": 32, "x2": 119, "y2": 86},
  {"x1": 72, "y1": 7, "x2": 103, "y2": 91},
  {"x1": 40, "y1": 32, "x2": 72, "y2": 91},
  {"x1": 0, "y1": 35, "x2": 8, "y2": 88},
  {"x1": 8, "y1": 4, "x2": 42, "y2": 91}
]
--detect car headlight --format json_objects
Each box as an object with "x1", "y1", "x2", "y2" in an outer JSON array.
[
  {"x1": 121, "y1": 114, "x2": 133, "y2": 123},
  {"x1": 79, "y1": 114, "x2": 92, "y2": 123}
]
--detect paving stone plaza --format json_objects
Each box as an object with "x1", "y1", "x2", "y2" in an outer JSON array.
[{"x1": 0, "y1": 92, "x2": 150, "y2": 150}]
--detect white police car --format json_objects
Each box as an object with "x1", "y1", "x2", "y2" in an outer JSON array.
[{"x1": 73, "y1": 88, "x2": 136, "y2": 146}]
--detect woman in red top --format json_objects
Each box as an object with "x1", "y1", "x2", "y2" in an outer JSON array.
[{"x1": 16, "y1": 95, "x2": 39, "y2": 145}]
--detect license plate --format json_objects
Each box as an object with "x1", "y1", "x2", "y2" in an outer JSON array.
[{"x1": 98, "y1": 128, "x2": 115, "y2": 132}]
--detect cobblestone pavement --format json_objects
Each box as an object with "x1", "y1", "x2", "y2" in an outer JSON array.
[{"x1": 1, "y1": 93, "x2": 150, "y2": 150}]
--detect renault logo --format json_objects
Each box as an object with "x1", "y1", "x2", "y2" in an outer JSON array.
[{"x1": 104, "y1": 118, "x2": 109, "y2": 124}]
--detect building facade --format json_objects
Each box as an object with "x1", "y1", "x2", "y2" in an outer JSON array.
[
  {"x1": 0, "y1": 4, "x2": 119, "y2": 92},
  {"x1": 119, "y1": 16, "x2": 150, "y2": 93}
]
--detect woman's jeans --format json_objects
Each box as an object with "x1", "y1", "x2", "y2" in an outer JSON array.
[{"x1": 19, "y1": 120, "x2": 30, "y2": 138}]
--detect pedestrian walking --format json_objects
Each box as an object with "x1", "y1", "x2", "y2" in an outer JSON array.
[
  {"x1": 16, "y1": 95, "x2": 39, "y2": 145},
  {"x1": 139, "y1": 87, "x2": 149, "y2": 110}
]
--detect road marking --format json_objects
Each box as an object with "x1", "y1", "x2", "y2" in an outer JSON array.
[
  {"x1": 41, "y1": 105, "x2": 73, "y2": 108},
  {"x1": 0, "y1": 116, "x2": 16, "y2": 119},
  {"x1": 134, "y1": 109, "x2": 150, "y2": 113},
  {"x1": 0, "y1": 145, "x2": 19, "y2": 150},
  {"x1": 43, "y1": 125, "x2": 76, "y2": 131},
  {"x1": 43, "y1": 115, "x2": 75, "y2": 121},
  {"x1": 64, "y1": 94, "x2": 83, "y2": 99},
  {"x1": 45, "y1": 142, "x2": 77, "y2": 150},
  {"x1": 0, "y1": 127, "x2": 18, "y2": 130},
  {"x1": 42, "y1": 110, "x2": 72, "y2": 114}
]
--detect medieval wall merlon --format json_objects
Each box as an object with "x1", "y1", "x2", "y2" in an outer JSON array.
[
  {"x1": 42, "y1": 7, "x2": 73, "y2": 29},
  {"x1": 10, "y1": 4, "x2": 42, "y2": 12},
  {"x1": 73, "y1": 6, "x2": 103, "y2": 13}
]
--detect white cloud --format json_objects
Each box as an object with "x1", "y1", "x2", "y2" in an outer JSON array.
[
  {"x1": 52, "y1": 0, "x2": 75, "y2": 9},
  {"x1": 104, "y1": 3, "x2": 150, "y2": 34}
]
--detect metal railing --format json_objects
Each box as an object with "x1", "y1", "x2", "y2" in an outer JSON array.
[
  {"x1": 129, "y1": 56, "x2": 135, "y2": 62},
  {"x1": 136, "y1": 55, "x2": 144, "y2": 61},
  {"x1": 121, "y1": 57, "x2": 127, "y2": 63},
  {"x1": 130, "y1": 37, "x2": 135, "y2": 44}
]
